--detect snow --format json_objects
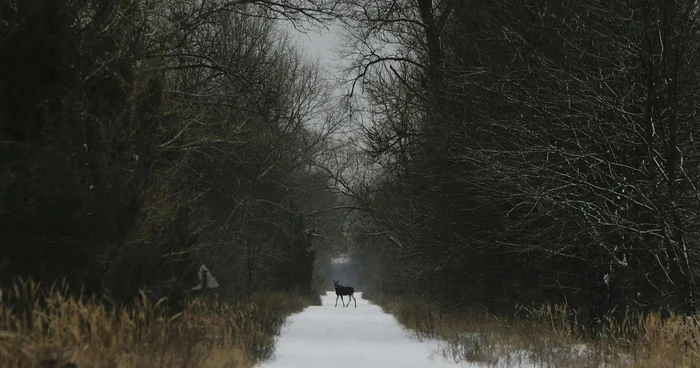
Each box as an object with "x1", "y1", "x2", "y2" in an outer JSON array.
[
  {"x1": 255, "y1": 291, "x2": 621, "y2": 367},
  {"x1": 256, "y1": 291, "x2": 466, "y2": 368}
]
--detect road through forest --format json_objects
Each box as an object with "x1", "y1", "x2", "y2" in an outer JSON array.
[{"x1": 256, "y1": 291, "x2": 462, "y2": 368}]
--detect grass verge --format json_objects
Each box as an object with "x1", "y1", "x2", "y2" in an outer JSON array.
[
  {"x1": 0, "y1": 281, "x2": 311, "y2": 368},
  {"x1": 366, "y1": 294, "x2": 700, "y2": 367}
]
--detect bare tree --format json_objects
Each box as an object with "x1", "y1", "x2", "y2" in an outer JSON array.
[{"x1": 345, "y1": 0, "x2": 700, "y2": 319}]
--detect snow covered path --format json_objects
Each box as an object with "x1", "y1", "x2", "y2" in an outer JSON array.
[{"x1": 257, "y1": 291, "x2": 461, "y2": 368}]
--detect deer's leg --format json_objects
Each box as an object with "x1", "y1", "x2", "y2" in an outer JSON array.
[
  {"x1": 335, "y1": 294, "x2": 339, "y2": 307},
  {"x1": 340, "y1": 295, "x2": 345, "y2": 307},
  {"x1": 352, "y1": 294, "x2": 357, "y2": 308}
]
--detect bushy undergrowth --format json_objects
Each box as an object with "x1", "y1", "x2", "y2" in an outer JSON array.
[
  {"x1": 366, "y1": 294, "x2": 700, "y2": 367},
  {"x1": 0, "y1": 281, "x2": 310, "y2": 368}
]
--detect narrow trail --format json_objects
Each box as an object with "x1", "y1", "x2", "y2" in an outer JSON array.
[{"x1": 257, "y1": 291, "x2": 462, "y2": 368}]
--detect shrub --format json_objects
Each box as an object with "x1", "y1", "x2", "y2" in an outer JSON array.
[{"x1": 0, "y1": 281, "x2": 310, "y2": 368}]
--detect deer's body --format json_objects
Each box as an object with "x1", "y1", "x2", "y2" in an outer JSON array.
[{"x1": 333, "y1": 280, "x2": 357, "y2": 308}]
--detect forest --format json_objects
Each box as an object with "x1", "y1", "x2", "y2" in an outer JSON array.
[
  {"x1": 2, "y1": 0, "x2": 700, "y2": 366},
  {"x1": 345, "y1": 0, "x2": 700, "y2": 323},
  {"x1": 0, "y1": 0, "x2": 348, "y2": 304}
]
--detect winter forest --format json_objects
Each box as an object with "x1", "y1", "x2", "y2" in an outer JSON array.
[{"x1": 2, "y1": 0, "x2": 700, "y2": 366}]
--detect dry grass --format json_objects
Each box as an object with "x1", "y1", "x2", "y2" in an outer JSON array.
[
  {"x1": 369, "y1": 295, "x2": 700, "y2": 367},
  {"x1": 0, "y1": 281, "x2": 310, "y2": 368}
]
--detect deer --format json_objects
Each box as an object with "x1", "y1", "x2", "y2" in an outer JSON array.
[{"x1": 333, "y1": 280, "x2": 357, "y2": 308}]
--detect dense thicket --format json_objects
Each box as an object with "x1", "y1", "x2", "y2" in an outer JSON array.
[
  {"x1": 346, "y1": 0, "x2": 700, "y2": 320},
  {"x1": 0, "y1": 0, "x2": 344, "y2": 303}
]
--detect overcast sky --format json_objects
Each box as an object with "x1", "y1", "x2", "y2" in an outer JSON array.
[
  {"x1": 279, "y1": 20, "x2": 372, "y2": 139},
  {"x1": 281, "y1": 21, "x2": 346, "y2": 82}
]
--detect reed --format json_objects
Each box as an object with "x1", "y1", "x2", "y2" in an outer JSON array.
[
  {"x1": 367, "y1": 294, "x2": 700, "y2": 367},
  {"x1": 0, "y1": 280, "x2": 310, "y2": 368}
]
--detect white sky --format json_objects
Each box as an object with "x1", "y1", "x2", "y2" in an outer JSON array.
[
  {"x1": 279, "y1": 19, "x2": 371, "y2": 147},
  {"x1": 281, "y1": 21, "x2": 346, "y2": 83}
]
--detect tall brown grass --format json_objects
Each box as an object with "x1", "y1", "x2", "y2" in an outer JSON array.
[
  {"x1": 0, "y1": 280, "x2": 310, "y2": 368},
  {"x1": 369, "y1": 294, "x2": 700, "y2": 367}
]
